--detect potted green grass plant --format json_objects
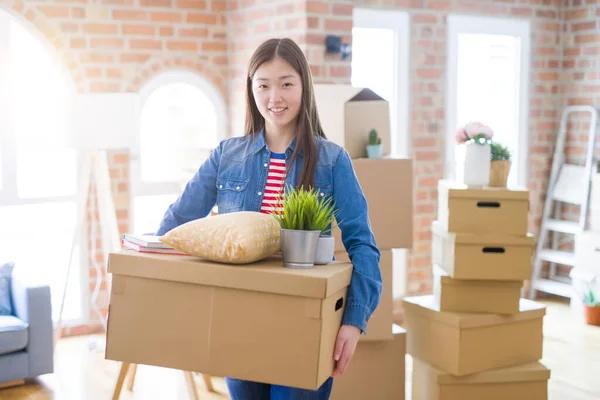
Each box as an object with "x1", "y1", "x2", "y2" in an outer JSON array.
[
  {"x1": 583, "y1": 288, "x2": 600, "y2": 326},
  {"x1": 273, "y1": 185, "x2": 338, "y2": 268},
  {"x1": 489, "y1": 141, "x2": 512, "y2": 187},
  {"x1": 366, "y1": 128, "x2": 382, "y2": 159}
]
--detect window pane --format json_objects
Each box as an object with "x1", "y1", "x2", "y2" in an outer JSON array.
[
  {"x1": 133, "y1": 194, "x2": 180, "y2": 235},
  {"x1": 0, "y1": 202, "x2": 82, "y2": 321},
  {"x1": 454, "y1": 33, "x2": 521, "y2": 187},
  {"x1": 351, "y1": 27, "x2": 397, "y2": 154},
  {"x1": 17, "y1": 149, "x2": 77, "y2": 198},
  {"x1": 140, "y1": 83, "x2": 219, "y2": 183},
  {"x1": 9, "y1": 19, "x2": 75, "y2": 198}
]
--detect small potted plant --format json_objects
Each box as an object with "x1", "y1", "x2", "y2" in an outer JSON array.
[
  {"x1": 455, "y1": 122, "x2": 494, "y2": 186},
  {"x1": 489, "y1": 141, "x2": 512, "y2": 187},
  {"x1": 583, "y1": 288, "x2": 600, "y2": 326},
  {"x1": 366, "y1": 128, "x2": 382, "y2": 159},
  {"x1": 273, "y1": 185, "x2": 338, "y2": 268}
]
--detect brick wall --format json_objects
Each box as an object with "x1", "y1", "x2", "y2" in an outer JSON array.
[{"x1": 2, "y1": 0, "x2": 597, "y2": 335}]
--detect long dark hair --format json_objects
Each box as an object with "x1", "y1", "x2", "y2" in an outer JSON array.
[{"x1": 244, "y1": 37, "x2": 326, "y2": 190}]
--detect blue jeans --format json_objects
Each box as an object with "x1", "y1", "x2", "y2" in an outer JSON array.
[{"x1": 225, "y1": 377, "x2": 334, "y2": 400}]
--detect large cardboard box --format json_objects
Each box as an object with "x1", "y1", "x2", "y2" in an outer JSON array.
[
  {"x1": 105, "y1": 251, "x2": 353, "y2": 390},
  {"x1": 432, "y1": 264, "x2": 522, "y2": 314},
  {"x1": 335, "y1": 250, "x2": 393, "y2": 341},
  {"x1": 333, "y1": 158, "x2": 413, "y2": 251},
  {"x1": 330, "y1": 325, "x2": 406, "y2": 400},
  {"x1": 412, "y1": 359, "x2": 550, "y2": 400},
  {"x1": 437, "y1": 180, "x2": 530, "y2": 235},
  {"x1": 403, "y1": 295, "x2": 545, "y2": 376},
  {"x1": 313, "y1": 84, "x2": 391, "y2": 159},
  {"x1": 431, "y1": 220, "x2": 535, "y2": 281}
]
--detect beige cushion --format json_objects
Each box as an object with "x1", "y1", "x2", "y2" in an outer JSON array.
[{"x1": 160, "y1": 211, "x2": 281, "y2": 264}]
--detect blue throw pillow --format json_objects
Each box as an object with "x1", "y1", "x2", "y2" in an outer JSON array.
[{"x1": 0, "y1": 262, "x2": 15, "y2": 316}]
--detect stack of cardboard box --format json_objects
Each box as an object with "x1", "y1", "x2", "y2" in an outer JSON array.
[
  {"x1": 313, "y1": 84, "x2": 414, "y2": 399},
  {"x1": 405, "y1": 180, "x2": 551, "y2": 400}
]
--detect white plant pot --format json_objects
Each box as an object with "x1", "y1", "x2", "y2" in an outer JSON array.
[
  {"x1": 463, "y1": 143, "x2": 491, "y2": 187},
  {"x1": 314, "y1": 235, "x2": 335, "y2": 265}
]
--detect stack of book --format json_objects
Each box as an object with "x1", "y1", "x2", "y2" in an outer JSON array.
[{"x1": 122, "y1": 234, "x2": 186, "y2": 255}]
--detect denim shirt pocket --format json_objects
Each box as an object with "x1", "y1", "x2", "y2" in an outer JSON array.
[{"x1": 216, "y1": 177, "x2": 249, "y2": 214}]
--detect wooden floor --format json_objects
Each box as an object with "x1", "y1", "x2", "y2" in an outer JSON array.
[{"x1": 2, "y1": 300, "x2": 599, "y2": 400}]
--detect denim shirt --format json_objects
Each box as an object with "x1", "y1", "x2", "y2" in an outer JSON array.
[{"x1": 155, "y1": 129, "x2": 382, "y2": 334}]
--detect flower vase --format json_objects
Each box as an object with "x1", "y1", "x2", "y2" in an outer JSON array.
[
  {"x1": 489, "y1": 160, "x2": 511, "y2": 187},
  {"x1": 463, "y1": 142, "x2": 491, "y2": 186}
]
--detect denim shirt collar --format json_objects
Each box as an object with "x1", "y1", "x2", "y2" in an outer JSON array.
[{"x1": 249, "y1": 127, "x2": 302, "y2": 157}]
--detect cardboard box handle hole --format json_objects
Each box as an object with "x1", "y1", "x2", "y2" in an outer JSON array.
[
  {"x1": 482, "y1": 247, "x2": 506, "y2": 253},
  {"x1": 476, "y1": 201, "x2": 501, "y2": 208},
  {"x1": 335, "y1": 298, "x2": 344, "y2": 312}
]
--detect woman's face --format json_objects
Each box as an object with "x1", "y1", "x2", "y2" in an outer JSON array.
[{"x1": 252, "y1": 57, "x2": 303, "y2": 133}]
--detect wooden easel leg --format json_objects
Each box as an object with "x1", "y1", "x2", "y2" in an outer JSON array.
[
  {"x1": 201, "y1": 374, "x2": 215, "y2": 392},
  {"x1": 112, "y1": 362, "x2": 130, "y2": 400},
  {"x1": 184, "y1": 371, "x2": 199, "y2": 400},
  {"x1": 127, "y1": 363, "x2": 138, "y2": 391}
]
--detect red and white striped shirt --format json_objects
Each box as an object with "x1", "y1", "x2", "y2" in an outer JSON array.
[{"x1": 260, "y1": 152, "x2": 286, "y2": 214}]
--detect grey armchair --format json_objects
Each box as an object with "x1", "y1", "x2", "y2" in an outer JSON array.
[{"x1": 0, "y1": 271, "x2": 53, "y2": 387}]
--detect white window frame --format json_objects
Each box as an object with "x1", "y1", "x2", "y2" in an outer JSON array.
[
  {"x1": 352, "y1": 8, "x2": 411, "y2": 157},
  {"x1": 446, "y1": 14, "x2": 531, "y2": 187},
  {"x1": 0, "y1": 9, "x2": 87, "y2": 325},
  {"x1": 132, "y1": 69, "x2": 228, "y2": 198},
  {"x1": 352, "y1": 9, "x2": 410, "y2": 300}
]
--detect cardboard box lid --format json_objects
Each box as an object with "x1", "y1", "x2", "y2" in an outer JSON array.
[
  {"x1": 432, "y1": 220, "x2": 535, "y2": 246},
  {"x1": 403, "y1": 295, "x2": 546, "y2": 329},
  {"x1": 432, "y1": 264, "x2": 523, "y2": 289},
  {"x1": 431, "y1": 361, "x2": 551, "y2": 384},
  {"x1": 107, "y1": 250, "x2": 353, "y2": 299},
  {"x1": 438, "y1": 179, "x2": 529, "y2": 201},
  {"x1": 313, "y1": 84, "x2": 386, "y2": 104}
]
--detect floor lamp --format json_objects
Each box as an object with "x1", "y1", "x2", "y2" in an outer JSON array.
[{"x1": 54, "y1": 93, "x2": 139, "y2": 349}]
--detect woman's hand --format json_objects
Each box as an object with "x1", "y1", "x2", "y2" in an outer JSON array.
[{"x1": 332, "y1": 324, "x2": 361, "y2": 376}]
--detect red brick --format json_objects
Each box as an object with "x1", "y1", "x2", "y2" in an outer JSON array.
[
  {"x1": 565, "y1": 8, "x2": 588, "y2": 20},
  {"x1": 427, "y1": 0, "x2": 451, "y2": 10},
  {"x1": 511, "y1": 7, "x2": 533, "y2": 17},
  {"x1": 202, "y1": 41, "x2": 227, "y2": 51},
  {"x1": 212, "y1": 0, "x2": 227, "y2": 12},
  {"x1": 150, "y1": 11, "x2": 182, "y2": 22},
  {"x1": 85, "y1": 68, "x2": 102, "y2": 78},
  {"x1": 140, "y1": 0, "x2": 172, "y2": 6},
  {"x1": 572, "y1": 21, "x2": 597, "y2": 32},
  {"x1": 70, "y1": 38, "x2": 86, "y2": 49},
  {"x1": 120, "y1": 53, "x2": 152, "y2": 63},
  {"x1": 175, "y1": 0, "x2": 207, "y2": 7},
  {"x1": 307, "y1": 0, "x2": 329, "y2": 13},
  {"x1": 324, "y1": 19, "x2": 352, "y2": 31},
  {"x1": 584, "y1": 46, "x2": 600, "y2": 55},
  {"x1": 160, "y1": 27, "x2": 174, "y2": 36},
  {"x1": 330, "y1": 65, "x2": 351, "y2": 77},
  {"x1": 90, "y1": 38, "x2": 124, "y2": 49},
  {"x1": 416, "y1": 68, "x2": 442, "y2": 79},
  {"x1": 130, "y1": 39, "x2": 162, "y2": 50},
  {"x1": 332, "y1": 4, "x2": 353, "y2": 15},
  {"x1": 38, "y1": 5, "x2": 70, "y2": 18},
  {"x1": 80, "y1": 53, "x2": 114, "y2": 64},
  {"x1": 167, "y1": 41, "x2": 198, "y2": 51},
  {"x1": 575, "y1": 34, "x2": 600, "y2": 44},
  {"x1": 90, "y1": 82, "x2": 121, "y2": 92},
  {"x1": 83, "y1": 23, "x2": 118, "y2": 35},
  {"x1": 187, "y1": 13, "x2": 217, "y2": 24},
  {"x1": 122, "y1": 24, "x2": 156, "y2": 35},
  {"x1": 113, "y1": 10, "x2": 147, "y2": 20},
  {"x1": 61, "y1": 23, "x2": 79, "y2": 33}
]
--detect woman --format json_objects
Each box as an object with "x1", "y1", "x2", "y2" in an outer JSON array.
[{"x1": 156, "y1": 37, "x2": 382, "y2": 400}]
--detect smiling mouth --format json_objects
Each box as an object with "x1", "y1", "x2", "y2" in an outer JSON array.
[{"x1": 269, "y1": 107, "x2": 287, "y2": 113}]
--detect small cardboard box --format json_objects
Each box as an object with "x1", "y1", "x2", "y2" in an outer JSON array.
[
  {"x1": 403, "y1": 295, "x2": 545, "y2": 376},
  {"x1": 105, "y1": 251, "x2": 353, "y2": 390},
  {"x1": 412, "y1": 359, "x2": 550, "y2": 400},
  {"x1": 437, "y1": 180, "x2": 530, "y2": 235},
  {"x1": 432, "y1": 220, "x2": 535, "y2": 281},
  {"x1": 313, "y1": 84, "x2": 391, "y2": 159},
  {"x1": 334, "y1": 158, "x2": 413, "y2": 251},
  {"x1": 432, "y1": 265, "x2": 522, "y2": 314},
  {"x1": 330, "y1": 325, "x2": 406, "y2": 400},
  {"x1": 335, "y1": 250, "x2": 393, "y2": 341}
]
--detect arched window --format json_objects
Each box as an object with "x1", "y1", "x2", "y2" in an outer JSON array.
[
  {"x1": 132, "y1": 70, "x2": 227, "y2": 234},
  {"x1": 0, "y1": 11, "x2": 82, "y2": 321}
]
